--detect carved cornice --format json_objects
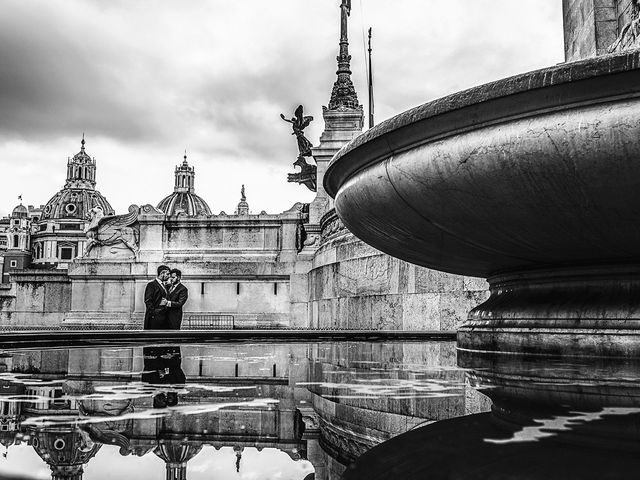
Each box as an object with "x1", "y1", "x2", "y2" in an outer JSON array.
[{"x1": 320, "y1": 208, "x2": 348, "y2": 241}]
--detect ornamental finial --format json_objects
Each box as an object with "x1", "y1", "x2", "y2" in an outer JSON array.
[{"x1": 328, "y1": 0, "x2": 360, "y2": 110}]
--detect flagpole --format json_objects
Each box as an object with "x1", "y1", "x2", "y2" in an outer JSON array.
[{"x1": 368, "y1": 27, "x2": 374, "y2": 129}]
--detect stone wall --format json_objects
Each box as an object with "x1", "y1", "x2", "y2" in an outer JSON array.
[
  {"x1": 308, "y1": 212, "x2": 488, "y2": 330},
  {"x1": 66, "y1": 259, "x2": 303, "y2": 328},
  {"x1": 0, "y1": 271, "x2": 70, "y2": 326},
  {"x1": 562, "y1": 0, "x2": 634, "y2": 61},
  {"x1": 0, "y1": 283, "x2": 14, "y2": 323}
]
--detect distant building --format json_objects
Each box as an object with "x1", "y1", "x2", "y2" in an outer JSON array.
[
  {"x1": 157, "y1": 154, "x2": 212, "y2": 216},
  {"x1": 31, "y1": 136, "x2": 114, "y2": 268},
  {"x1": 0, "y1": 203, "x2": 34, "y2": 283}
]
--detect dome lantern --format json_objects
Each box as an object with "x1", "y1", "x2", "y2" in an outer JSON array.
[
  {"x1": 157, "y1": 153, "x2": 212, "y2": 216},
  {"x1": 65, "y1": 134, "x2": 97, "y2": 190}
]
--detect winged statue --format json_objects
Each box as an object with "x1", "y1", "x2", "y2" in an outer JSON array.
[
  {"x1": 84, "y1": 205, "x2": 140, "y2": 259},
  {"x1": 280, "y1": 105, "x2": 314, "y2": 157}
]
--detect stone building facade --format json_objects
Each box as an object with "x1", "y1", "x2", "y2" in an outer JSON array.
[{"x1": 0, "y1": 203, "x2": 40, "y2": 284}]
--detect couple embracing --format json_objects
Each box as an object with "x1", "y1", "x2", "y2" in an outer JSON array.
[{"x1": 144, "y1": 265, "x2": 189, "y2": 330}]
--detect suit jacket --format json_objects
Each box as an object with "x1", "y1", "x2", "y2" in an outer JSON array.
[
  {"x1": 166, "y1": 282, "x2": 188, "y2": 329},
  {"x1": 144, "y1": 280, "x2": 168, "y2": 329}
]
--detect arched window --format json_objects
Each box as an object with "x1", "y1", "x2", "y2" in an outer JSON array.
[{"x1": 12, "y1": 235, "x2": 19, "y2": 248}]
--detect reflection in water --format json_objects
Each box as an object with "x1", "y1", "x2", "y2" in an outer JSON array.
[
  {"x1": 0, "y1": 342, "x2": 486, "y2": 479},
  {"x1": 343, "y1": 351, "x2": 640, "y2": 480},
  {"x1": 142, "y1": 346, "x2": 186, "y2": 408}
]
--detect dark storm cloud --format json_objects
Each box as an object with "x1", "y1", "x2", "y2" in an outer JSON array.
[
  {"x1": 0, "y1": 0, "x2": 338, "y2": 163},
  {"x1": 190, "y1": 50, "x2": 336, "y2": 163},
  {"x1": 0, "y1": 0, "x2": 564, "y2": 217},
  {"x1": 0, "y1": 2, "x2": 167, "y2": 142}
]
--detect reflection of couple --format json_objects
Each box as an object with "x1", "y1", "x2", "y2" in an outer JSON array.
[
  {"x1": 142, "y1": 346, "x2": 185, "y2": 408},
  {"x1": 144, "y1": 265, "x2": 189, "y2": 330}
]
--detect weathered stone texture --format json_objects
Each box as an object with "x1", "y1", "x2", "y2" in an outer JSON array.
[
  {"x1": 563, "y1": 0, "x2": 636, "y2": 60},
  {"x1": 310, "y1": 233, "x2": 488, "y2": 330}
]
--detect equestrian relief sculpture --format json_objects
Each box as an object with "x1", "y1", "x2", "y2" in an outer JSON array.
[{"x1": 84, "y1": 205, "x2": 141, "y2": 259}]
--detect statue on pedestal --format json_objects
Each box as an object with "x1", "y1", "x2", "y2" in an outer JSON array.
[
  {"x1": 281, "y1": 105, "x2": 317, "y2": 192},
  {"x1": 280, "y1": 105, "x2": 314, "y2": 157}
]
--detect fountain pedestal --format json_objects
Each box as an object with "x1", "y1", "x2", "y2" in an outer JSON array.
[{"x1": 459, "y1": 264, "x2": 640, "y2": 356}]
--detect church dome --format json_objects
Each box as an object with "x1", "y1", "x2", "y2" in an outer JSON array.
[
  {"x1": 157, "y1": 153, "x2": 212, "y2": 216},
  {"x1": 11, "y1": 204, "x2": 28, "y2": 218},
  {"x1": 41, "y1": 136, "x2": 114, "y2": 220},
  {"x1": 157, "y1": 192, "x2": 212, "y2": 216},
  {"x1": 42, "y1": 188, "x2": 114, "y2": 220}
]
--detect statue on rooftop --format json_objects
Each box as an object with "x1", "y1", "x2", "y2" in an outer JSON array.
[{"x1": 280, "y1": 105, "x2": 314, "y2": 157}]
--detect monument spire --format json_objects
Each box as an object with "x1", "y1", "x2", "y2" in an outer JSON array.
[{"x1": 328, "y1": 0, "x2": 360, "y2": 110}]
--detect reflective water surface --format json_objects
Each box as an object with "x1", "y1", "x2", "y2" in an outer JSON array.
[
  {"x1": 0, "y1": 341, "x2": 486, "y2": 480},
  {"x1": 0, "y1": 341, "x2": 636, "y2": 479}
]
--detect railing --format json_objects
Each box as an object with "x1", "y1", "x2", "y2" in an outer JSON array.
[{"x1": 183, "y1": 314, "x2": 235, "y2": 330}]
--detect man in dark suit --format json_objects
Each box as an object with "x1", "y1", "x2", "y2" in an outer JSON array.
[
  {"x1": 166, "y1": 268, "x2": 189, "y2": 329},
  {"x1": 144, "y1": 265, "x2": 171, "y2": 329}
]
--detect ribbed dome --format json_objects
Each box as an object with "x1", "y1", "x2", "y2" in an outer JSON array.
[
  {"x1": 11, "y1": 204, "x2": 27, "y2": 218},
  {"x1": 157, "y1": 192, "x2": 211, "y2": 216},
  {"x1": 42, "y1": 188, "x2": 114, "y2": 220},
  {"x1": 157, "y1": 153, "x2": 211, "y2": 216}
]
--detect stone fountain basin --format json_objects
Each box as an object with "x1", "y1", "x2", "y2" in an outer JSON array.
[{"x1": 324, "y1": 52, "x2": 640, "y2": 278}]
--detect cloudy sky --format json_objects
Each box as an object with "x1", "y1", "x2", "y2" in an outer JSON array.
[{"x1": 0, "y1": 1, "x2": 564, "y2": 218}]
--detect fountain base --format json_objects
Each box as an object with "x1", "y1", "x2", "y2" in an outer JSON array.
[{"x1": 458, "y1": 264, "x2": 640, "y2": 356}]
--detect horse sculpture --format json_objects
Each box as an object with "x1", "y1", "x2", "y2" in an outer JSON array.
[{"x1": 84, "y1": 205, "x2": 140, "y2": 258}]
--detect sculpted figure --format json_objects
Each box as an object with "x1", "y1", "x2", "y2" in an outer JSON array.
[
  {"x1": 84, "y1": 205, "x2": 140, "y2": 258},
  {"x1": 85, "y1": 205, "x2": 104, "y2": 232},
  {"x1": 281, "y1": 105, "x2": 314, "y2": 157},
  {"x1": 287, "y1": 156, "x2": 317, "y2": 192}
]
